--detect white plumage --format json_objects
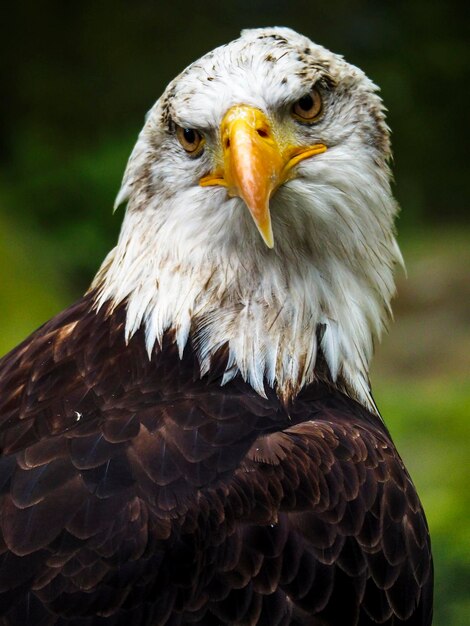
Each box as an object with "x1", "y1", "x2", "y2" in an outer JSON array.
[{"x1": 93, "y1": 26, "x2": 402, "y2": 409}]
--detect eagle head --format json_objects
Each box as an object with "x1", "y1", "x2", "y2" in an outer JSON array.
[{"x1": 93, "y1": 27, "x2": 402, "y2": 408}]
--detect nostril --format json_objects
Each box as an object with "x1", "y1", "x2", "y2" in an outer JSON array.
[
  {"x1": 256, "y1": 128, "x2": 268, "y2": 138},
  {"x1": 225, "y1": 138, "x2": 231, "y2": 149}
]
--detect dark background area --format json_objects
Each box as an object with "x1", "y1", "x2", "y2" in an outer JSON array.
[
  {"x1": 0, "y1": 0, "x2": 468, "y2": 290},
  {"x1": 0, "y1": 1, "x2": 469, "y2": 624}
]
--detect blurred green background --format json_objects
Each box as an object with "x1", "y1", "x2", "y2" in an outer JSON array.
[{"x1": 0, "y1": 1, "x2": 468, "y2": 624}]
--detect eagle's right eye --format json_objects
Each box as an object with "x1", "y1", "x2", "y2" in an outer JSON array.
[
  {"x1": 292, "y1": 88, "x2": 323, "y2": 123},
  {"x1": 176, "y1": 126, "x2": 204, "y2": 155}
]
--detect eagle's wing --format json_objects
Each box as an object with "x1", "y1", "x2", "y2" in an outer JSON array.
[
  {"x1": 0, "y1": 295, "x2": 285, "y2": 624},
  {"x1": 0, "y1": 297, "x2": 432, "y2": 625},
  {"x1": 218, "y1": 414, "x2": 433, "y2": 626}
]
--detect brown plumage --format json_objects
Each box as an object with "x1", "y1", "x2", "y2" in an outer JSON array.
[
  {"x1": 0, "y1": 27, "x2": 433, "y2": 625},
  {"x1": 0, "y1": 294, "x2": 432, "y2": 624}
]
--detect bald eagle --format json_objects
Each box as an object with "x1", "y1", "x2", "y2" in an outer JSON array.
[{"x1": 0, "y1": 28, "x2": 432, "y2": 625}]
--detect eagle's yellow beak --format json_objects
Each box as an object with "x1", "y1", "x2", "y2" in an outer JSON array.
[{"x1": 200, "y1": 105, "x2": 327, "y2": 248}]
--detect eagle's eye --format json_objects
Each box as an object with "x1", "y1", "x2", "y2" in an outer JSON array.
[
  {"x1": 292, "y1": 88, "x2": 322, "y2": 123},
  {"x1": 176, "y1": 126, "x2": 204, "y2": 155}
]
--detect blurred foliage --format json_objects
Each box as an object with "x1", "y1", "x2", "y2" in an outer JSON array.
[
  {"x1": 376, "y1": 380, "x2": 470, "y2": 626},
  {"x1": 0, "y1": 0, "x2": 468, "y2": 291},
  {"x1": 0, "y1": 211, "x2": 67, "y2": 350},
  {"x1": 372, "y1": 233, "x2": 470, "y2": 626},
  {"x1": 0, "y1": 1, "x2": 469, "y2": 624}
]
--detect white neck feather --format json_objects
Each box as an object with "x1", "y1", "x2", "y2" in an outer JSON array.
[{"x1": 92, "y1": 149, "x2": 401, "y2": 412}]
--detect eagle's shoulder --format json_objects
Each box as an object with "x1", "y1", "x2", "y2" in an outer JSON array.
[
  {"x1": 218, "y1": 396, "x2": 433, "y2": 624},
  {"x1": 0, "y1": 294, "x2": 125, "y2": 450},
  {"x1": 0, "y1": 299, "x2": 433, "y2": 625}
]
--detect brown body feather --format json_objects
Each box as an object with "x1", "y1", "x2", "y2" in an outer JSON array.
[{"x1": 0, "y1": 295, "x2": 432, "y2": 625}]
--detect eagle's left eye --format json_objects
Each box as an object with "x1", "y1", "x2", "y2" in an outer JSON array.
[
  {"x1": 292, "y1": 88, "x2": 323, "y2": 123},
  {"x1": 176, "y1": 126, "x2": 204, "y2": 155}
]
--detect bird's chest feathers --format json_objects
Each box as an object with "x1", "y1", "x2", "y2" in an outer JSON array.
[{"x1": 95, "y1": 248, "x2": 376, "y2": 409}]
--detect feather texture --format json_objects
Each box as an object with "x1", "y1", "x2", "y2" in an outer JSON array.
[
  {"x1": 0, "y1": 27, "x2": 432, "y2": 625},
  {"x1": 93, "y1": 27, "x2": 401, "y2": 409},
  {"x1": 0, "y1": 296, "x2": 432, "y2": 624}
]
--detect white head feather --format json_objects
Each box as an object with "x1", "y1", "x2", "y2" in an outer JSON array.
[{"x1": 92, "y1": 27, "x2": 403, "y2": 411}]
